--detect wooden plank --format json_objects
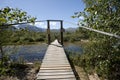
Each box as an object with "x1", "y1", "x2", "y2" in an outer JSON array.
[
  {"x1": 41, "y1": 64, "x2": 70, "y2": 67},
  {"x1": 37, "y1": 72, "x2": 74, "y2": 76},
  {"x1": 40, "y1": 67, "x2": 71, "y2": 70},
  {"x1": 36, "y1": 40, "x2": 76, "y2": 80},
  {"x1": 37, "y1": 77, "x2": 76, "y2": 80},
  {"x1": 39, "y1": 69, "x2": 73, "y2": 73},
  {"x1": 37, "y1": 75, "x2": 75, "y2": 79},
  {"x1": 41, "y1": 65, "x2": 70, "y2": 68}
]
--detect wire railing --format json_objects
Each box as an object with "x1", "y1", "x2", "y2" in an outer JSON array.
[
  {"x1": 64, "y1": 21, "x2": 120, "y2": 39},
  {"x1": 0, "y1": 20, "x2": 46, "y2": 26}
]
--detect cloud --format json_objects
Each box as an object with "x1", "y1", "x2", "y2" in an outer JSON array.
[
  {"x1": 50, "y1": 22, "x2": 60, "y2": 29},
  {"x1": 35, "y1": 22, "x2": 44, "y2": 26},
  {"x1": 35, "y1": 22, "x2": 47, "y2": 28},
  {"x1": 32, "y1": 22, "x2": 60, "y2": 29},
  {"x1": 50, "y1": 22, "x2": 57, "y2": 26},
  {"x1": 79, "y1": 16, "x2": 84, "y2": 20}
]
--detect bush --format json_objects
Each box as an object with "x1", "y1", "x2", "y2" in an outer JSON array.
[
  {"x1": 11, "y1": 37, "x2": 20, "y2": 43},
  {"x1": 23, "y1": 37, "x2": 34, "y2": 42},
  {"x1": 35, "y1": 37, "x2": 44, "y2": 42}
]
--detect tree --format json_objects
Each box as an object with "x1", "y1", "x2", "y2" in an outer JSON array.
[
  {"x1": 0, "y1": 7, "x2": 36, "y2": 64},
  {"x1": 73, "y1": 0, "x2": 120, "y2": 79},
  {"x1": 75, "y1": 0, "x2": 120, "y2": 34}
]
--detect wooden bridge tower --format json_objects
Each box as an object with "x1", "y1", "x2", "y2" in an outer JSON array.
[{"x1": 47, "y1": 20, "x2": 64, "y2": 45}]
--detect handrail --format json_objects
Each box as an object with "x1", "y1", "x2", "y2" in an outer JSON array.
[
  {"x1": 0, "y1": 20, "x2": 46, "y2": 26},
  {"x1": 64, "y1": 21, "x2": 120, "y2": 39}
]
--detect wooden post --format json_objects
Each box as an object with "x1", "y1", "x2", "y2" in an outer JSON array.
[
  {"x1": 60, "y1": 21, "x2": 63, "y2": 45},
  {"x1": 47, "y1": 20, "x2": 51, "y2": 44}
]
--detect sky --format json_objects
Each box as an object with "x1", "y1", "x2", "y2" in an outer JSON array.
[{"x1": 0, "y1": 0, "x2": 85, "y2": 29}]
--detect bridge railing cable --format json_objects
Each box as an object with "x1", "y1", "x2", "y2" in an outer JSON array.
[
  {"x1": 0, "y1": 20, "x2": 47, "y2": 26},
  {"x1": 64, "y1": 21, "x2": 120, "y2": 39}
]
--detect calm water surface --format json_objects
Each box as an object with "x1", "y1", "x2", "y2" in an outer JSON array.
[
  {"x1": 4, "y1": 43, "x2": 83, "y2": 62},
  {"x1": 64, "y1": 43, "x2": 83, "y2": 54}
]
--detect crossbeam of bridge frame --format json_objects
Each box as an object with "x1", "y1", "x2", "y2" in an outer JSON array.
[{"x1": 47, "y1": 20, "x2": 64, "y2": 45}]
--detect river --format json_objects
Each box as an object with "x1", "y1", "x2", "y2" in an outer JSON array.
[{"x1": 3, "y1": 42, "x2": 83, "y2": 62}]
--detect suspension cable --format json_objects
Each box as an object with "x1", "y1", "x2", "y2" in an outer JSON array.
[
  {"x1": 64, "y1": 21, "x2": 120, "y2": 39},
  {"x1": 0, "y1": 20, "x2": 47, "y2": 26}
]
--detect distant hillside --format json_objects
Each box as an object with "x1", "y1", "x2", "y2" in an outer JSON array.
[
  {"x1": 13, "y1": 24, "x2": 77, "y2": 32},
  {"x1": 65, "y1": 27, "x2": 77, "y2": 32},
  {"x1": 15, "y1": 24, "x2": 45, "y2": 32},
  {"x1": 50, "y1": 29, "x2": 60, "y2": 32},
  {"x1": 50, "y1": 27, "x2": 77, "y2": 32},
  {"x1": 6, "y1": 26, "x2": 18, "y2": 31}
]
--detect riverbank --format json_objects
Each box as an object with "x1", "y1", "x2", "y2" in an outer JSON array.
[
  {"x1": 0, "y1": 40, "x2": 88, "y2": 80},
  {"x1": 0, "y1": 63, "x2": 100, "y2": 80},
  {"x1": 75, "y1": 66, "x2": 100, "y2": 80},
  {"x1": 0, "y1": 62, "x2": 40, "y2": 80}
]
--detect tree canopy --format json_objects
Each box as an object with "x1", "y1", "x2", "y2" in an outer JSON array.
[
  {"x1": 75, "y1": 0, "x2": 120, "y2": 34},
  {"x1": 0, "y1": 7, "x2": 36, "y2": 25}
]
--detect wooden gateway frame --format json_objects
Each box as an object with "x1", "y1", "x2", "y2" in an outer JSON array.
[{"x1": 47, "y1": 20, "x2": 64, "y2": 45}]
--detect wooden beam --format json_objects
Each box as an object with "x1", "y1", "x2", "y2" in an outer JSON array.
[
  {"x1": 60, "y1": 21, "x2": 63, "y2": 45},
  {"x1": 47, "y1": 20, "x2": 51, "y2": 44}
]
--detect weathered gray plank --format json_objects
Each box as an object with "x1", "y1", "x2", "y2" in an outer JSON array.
[
  {"x1": 39, "y1": 69, "x2": 73, "y2": 73},
  {"x1": 37, "y1": 72, "x2": 74, "y2": 76},
  {"x1": 37, "y1": 75, "x2": 75, "y2": 80}
]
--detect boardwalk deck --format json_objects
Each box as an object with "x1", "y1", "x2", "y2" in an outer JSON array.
[{"x1": 36, "y1": 40, "x2": 76, "y2": 80}]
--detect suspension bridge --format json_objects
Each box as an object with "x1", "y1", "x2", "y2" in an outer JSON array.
[
  {"x1": 2, "y1": 20, "x2": 120, "y2": 80},
  {"x1": 34, "y1": 20, "x2": 119, "y2": 80}
]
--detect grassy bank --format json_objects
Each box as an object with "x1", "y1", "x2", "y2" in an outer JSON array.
[{"x1": 0, "y1": 62, "x2": 41, "y2": 80}]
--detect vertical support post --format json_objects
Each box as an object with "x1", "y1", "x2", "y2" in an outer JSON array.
[
  {"x1": 60, "y1": 21, "x2": 63, "y2": 45},
  {"x1": 47, "y1": 20, "x2": 51, "y2": 44}
]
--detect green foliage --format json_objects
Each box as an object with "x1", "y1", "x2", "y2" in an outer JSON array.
[
  {"x1": 75, "y1": 0, "x2": 120, "y2": 34},
  {"x1": 80, "y1": 39, "x2": 120, "y2": 79},
  {"x1": 63, "y1": 29, "x2": 89, "y2": 42},
  {"x1": 0, "y1": 7, "x2": 36, "y2": 25},
  {"x1": 7, "y1": 30, "x2": 46, "y2": 44},
  {"x1": 0, "y1": 55, "x2": 13, "y2": 75},
  {"x1": 0, "y1": 7, "x2": 36, "y2": 45},
  {"x1": 0, "y1": 7, "x2": 36, "y2": 76},
  {"x1": 72, "y1": 0, "x2": 120, "y2": 79}
]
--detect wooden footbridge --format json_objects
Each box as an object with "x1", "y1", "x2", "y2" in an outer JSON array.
[
  {"x1": 36, "y1": 40, "x2": 76, "y2": 80},
  {"x1": 4, "y1": 19, "x2": 120, "y2": 80}
]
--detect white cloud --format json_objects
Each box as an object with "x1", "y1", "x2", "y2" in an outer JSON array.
[
  {"x1": 50, "y1": 22, "x2": 57, "y2": 26},
  {"x1": 30, "y1": 22, "x2": 60, "y2": 29},
  {"x1": 35, "y1": 22, "x2": 44, "y2": 26},
  {"x1": 35, "y1": 22, "x2": 47, "y2": 28},
  {"x1": 50, "y1": 22, "x2": 60, "y2": 29},
  {"x1": 79, "y1": 16, "x2": 84, "y2": 20}
]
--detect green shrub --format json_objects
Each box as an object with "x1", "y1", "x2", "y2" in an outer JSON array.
[
  {"x1": 35, "y1": 37, "x2": 44, "y2": 42},
  {"x1": 23, "y1": 37, "x2": 34, "y2": 42},
  {"x1": 11, "y1": 37, "x2": 20, "y2": 43}
]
